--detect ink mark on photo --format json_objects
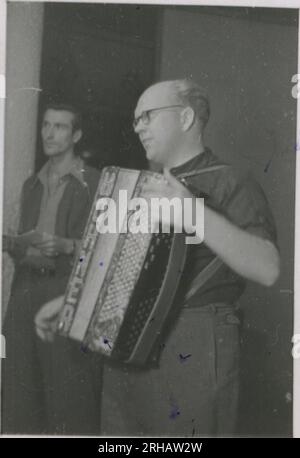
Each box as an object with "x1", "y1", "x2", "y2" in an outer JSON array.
[
  {"x1": 179, "y1": 353, "x2": 192, "y2": 362},
  {"x1": 191, "y1": 419, "x2": 196, "y2": 437},
  {"x1": 264, "y1": 151, "x2": 276, "y2": 173},
  {"x1": 169, "y1": 405, "x2": 180, "y2": 420},
  {"x1": 192, "y1": 427, "x2": 196, "y2": 437},
  {"x1": 103, "y1": 337, "x2": 112, "y2": 349},
  {"x1": 264, "y1": 128, "x2": 277, "y2": 173},
  {"x1": 80, "y1": 343, "x2": 89, "y2": 354},
  {"x1": 79, "y1": 257, "x2": 84, "y2": 263},
  {"x1": 99, "y1": 261, "x2": 104, "y2": 267}
]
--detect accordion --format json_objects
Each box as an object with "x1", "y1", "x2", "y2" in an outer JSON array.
[{"x1": 57, "y1": 167, "x2": 187, "y2": 366}]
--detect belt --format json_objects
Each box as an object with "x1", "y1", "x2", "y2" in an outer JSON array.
[
  {"x1": 27, "y1": 265, "x2": 56, "y2": 277},
  {"x1": 183, "y1": 302, "x2": 241, "y2": 325}
]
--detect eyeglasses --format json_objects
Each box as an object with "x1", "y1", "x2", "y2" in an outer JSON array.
[{"x1": 133, "y1": 105, "x2": 185, "y2": 129}]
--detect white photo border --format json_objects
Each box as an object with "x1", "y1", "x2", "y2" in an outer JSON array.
[{"x1": 0, "y1": 0, "x2": 299, "y2": 438}]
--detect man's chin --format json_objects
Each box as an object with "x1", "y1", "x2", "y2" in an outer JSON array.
[
  {"x1": 145, "y1": 147, "x2": 158, "y2": 162},
  {"x1": 148, "y1": 159, "x2": 163, "y2": 172},
  {"x1": 44, "y1": 148, "x2": 60, "y2": 156}
]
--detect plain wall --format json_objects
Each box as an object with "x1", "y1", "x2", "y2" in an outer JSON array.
[
  {"x1": 36, "y1": 3, "x2": 160, "y2": 171},
  {"x1": 2, "y1": 2, "x2": 44, "y2": 316},
  {"x1": 159, "y1": 7, "x2": 297, "y2": 435}
]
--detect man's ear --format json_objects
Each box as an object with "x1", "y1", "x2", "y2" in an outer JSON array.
[
  {"x1": 73, "y1": 129, "x2": 82, "y2": 144},
  {"x1": 180, "y1": 107, "x2": 195, "y2": 132}
]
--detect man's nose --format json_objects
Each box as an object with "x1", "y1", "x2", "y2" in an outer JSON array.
[
  {"x1": 44, "y1": 126, "x2": 54, "y2": 139},
  {"x1": 134, "y1": 118, "x2": 146, "y2": 135}
]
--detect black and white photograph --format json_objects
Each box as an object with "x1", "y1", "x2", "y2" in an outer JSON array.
[{"x1": 0, "y1": 0, "x2": 299, "y2": 438}]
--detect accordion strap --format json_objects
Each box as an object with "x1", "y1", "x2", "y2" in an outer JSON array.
[
  {"x1": 177, "y1": 164, "x2": 228, "y2": 304},
  {"x1": 184, "y1": 256, "x2": 224, "y2": 303},
  {"x1": 178, "y1": 164, "x2": 229, "y2": 179}
]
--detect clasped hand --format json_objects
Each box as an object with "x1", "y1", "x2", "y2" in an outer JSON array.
[{"x1": 35, "y1": 234, "x2": 74, "y2": 257}]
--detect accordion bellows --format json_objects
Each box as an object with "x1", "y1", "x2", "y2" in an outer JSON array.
[{"x1": 57, "y1": 167, "x2": 187, "y2": 365}]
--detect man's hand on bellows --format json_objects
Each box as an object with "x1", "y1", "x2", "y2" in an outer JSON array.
[
  {"x1": 143, "y1": 168, "x2": 192, "y2": 201},
  {"x1": 142, "y1": 168, "x2": 194, "y2": 233},
  {"x1": 35, "y1": 295, "x2": 64, "y2": 342}
]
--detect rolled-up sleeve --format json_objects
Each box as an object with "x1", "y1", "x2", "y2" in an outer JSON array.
[{"x1": 221, "y1": 171, "x2": 278, "y2": 247}]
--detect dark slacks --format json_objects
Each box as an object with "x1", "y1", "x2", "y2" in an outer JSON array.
[
  {"x1": 2, "y1": 266, "x2": 103, "y2": 435},
  {"x1": 101, "y1": 304, "x2": 240, "y2": 437}
]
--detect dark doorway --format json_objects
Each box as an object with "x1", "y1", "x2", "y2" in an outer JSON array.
[{"x1": 36, "y1": 3, "x2": 162, "y2": 171}]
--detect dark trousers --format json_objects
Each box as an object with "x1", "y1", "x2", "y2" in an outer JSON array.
[
  {"x1": 101, "y1": 304, "x2": 240, "y2": 437},
  {"x1": 2, "y1": 267, "x2": 103, "y2": 435}
]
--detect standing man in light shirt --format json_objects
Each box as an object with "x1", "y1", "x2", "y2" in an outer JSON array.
[{"x1": 2, "y1": 104, "x2": 102, "y2": 435}]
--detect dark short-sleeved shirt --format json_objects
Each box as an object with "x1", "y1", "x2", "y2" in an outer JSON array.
[{"x1": 171, "y1": 147, "x2": 278, "y2": 307}]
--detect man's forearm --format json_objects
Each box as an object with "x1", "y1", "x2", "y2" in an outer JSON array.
[{"x1": 201, "y1": 202, "x2": 280, "y2": 286}]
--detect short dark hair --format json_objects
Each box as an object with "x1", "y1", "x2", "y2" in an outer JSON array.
[
  {"x1": 43, "y1": 103, "x2": 82, "y2": 132},
  {"x1": 173, "y1": 79, "x2": 210, "y2": 128}
]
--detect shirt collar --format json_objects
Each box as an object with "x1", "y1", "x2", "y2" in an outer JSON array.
[
  {"x1": 170, "y1": 148, "x2": 210, "y2": 176},
  {"x1": 35, "y1": 156, "x2": 87, "y2": 188}
]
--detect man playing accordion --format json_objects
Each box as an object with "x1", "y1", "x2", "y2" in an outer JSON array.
[{"x1": 36, "y1": 79, "x2": 280, "y2": 436}]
